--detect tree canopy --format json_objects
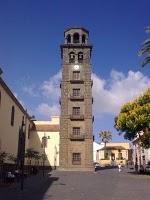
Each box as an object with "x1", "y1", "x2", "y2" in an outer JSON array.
[
  {"x1": 139, "y1": 26, "x2": 150, "y2": 67},
  {"x1": 114, "y1": 88, "x2": 150, "y2": 148}
]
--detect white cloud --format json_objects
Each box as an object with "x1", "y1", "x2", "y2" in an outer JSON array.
[
  {"x1": 22, "y1": 85, "x2": 39, "y2": 97},
  {"x1": 36, "y1": 103, "x2": 60, "y2": 118},
  {"x1": 40, "y1": 70, "x2": 61, "y2": 101},
  {"x1": 34, "y1": 71, "x2": 61, "y2": 119},
  {"x1": 92, "y1": 70, "x2": 150, "y2": 116},
  {"x1": 31, "y1": 69, "x2": 149, "y2": 119}
]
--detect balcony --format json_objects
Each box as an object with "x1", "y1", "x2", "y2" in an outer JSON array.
[
  {"x1": 70, "y1": 95, "x2": 84, "y2": 101},
  {"x1": 70, "y1": 79, "x2": 84, "y2": 84},
  {"x1": 70, "y1": 134, "x2": 85, "y2": 141},
  {"x1": 70, "y1": 114, "x2": 84, "y2": 120}
]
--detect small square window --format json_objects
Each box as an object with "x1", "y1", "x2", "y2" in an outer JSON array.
[
  {"x1": 73, "y1": 127, "x2": 80, "y2": 135},
  {"x1": 72, "y1": 107, "x2": 80, "y2": 115},
  {"x1": 72, "y1": 153, "x2": 81, "y2": 165},
  {"x1": 73, "y1": 89, "x2": 80, "y2": 96},
  {"x1": 73, "y1": 71, "x2": 80, "y2": 80}
]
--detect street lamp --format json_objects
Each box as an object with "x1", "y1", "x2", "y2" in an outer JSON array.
[
  {"x1": 41, "y1": 134, "x2": 50, "y2": 177},
  {"x1": 17, "y1": 114, "x2": 27, "y2": 190}
]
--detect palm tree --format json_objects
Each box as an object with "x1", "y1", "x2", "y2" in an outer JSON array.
[
  {"x1": 139, "y1": 26, "x2": 150, "y2": 67},
  {"x1": 99, "y1": 131, "x2": 112, "y2": 159}
]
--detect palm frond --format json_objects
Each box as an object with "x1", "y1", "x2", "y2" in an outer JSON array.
[
  {"x1": 143, "y1": 39, "x2": 150, "y2": 45},
  {"x1": 142, "y1": 56, "x2": 150, "y2": 67},
  {"x1": 145, "y1": 26, "x2": 150, "y2": 33},
  {"x1": 139, "y1": 46, "x2": 150, "y2": 56}
]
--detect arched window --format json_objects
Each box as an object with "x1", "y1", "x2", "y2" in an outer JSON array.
[
  {"x1": 66, "y1": 34, "x2": 71, "y2": 43},
  {"x1": 73, "y1": 33, "x2": 80, "y2": 43},
  {"x1": 11, "y1": 106, "x2": 15, "y2": 126},
  {"x1": 82, "y1": 34, "x2": 86, "y2": 43},
  {"x1": 69, "y1": 52, "x2": 75, "y2": 63},
  {"x1": 78, "y1": 52, "x2": 83, "y2": 63}
]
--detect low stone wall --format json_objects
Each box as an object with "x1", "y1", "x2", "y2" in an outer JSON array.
[{"x1": 97, "y1": 159, "x2": 127, "y2": 166}]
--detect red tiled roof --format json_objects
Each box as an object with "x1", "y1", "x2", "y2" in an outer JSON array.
[
  {"x1": 100, "y1": 146, "x2": 127, "y2": 150},
  {"x1": 33, "y1": 124, "x2": 60, "y2": 132}
]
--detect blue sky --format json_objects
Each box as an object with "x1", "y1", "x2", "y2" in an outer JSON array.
[{"x1": 0, "y1": 0, "x2": 150, "y2": 142}]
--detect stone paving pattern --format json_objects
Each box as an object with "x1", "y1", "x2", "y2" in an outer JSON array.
[{"x1": 0, "y1": 168, "x2": 150, "y2": 200}]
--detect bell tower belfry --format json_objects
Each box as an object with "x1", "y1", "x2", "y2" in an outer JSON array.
[{"x1": 59, "y1": 27, "x2": 93, "y2": 171}]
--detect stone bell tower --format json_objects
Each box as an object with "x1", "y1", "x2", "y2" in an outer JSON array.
[{"x1": 59, "y1": 27, "x2": 93, "y2": 171}]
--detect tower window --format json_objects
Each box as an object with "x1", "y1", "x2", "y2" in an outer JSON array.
[
  {"x1": 82, "y1": 34, "x2": 86, "y2": 43},
  {"x1": 11, "y1": 106, "x2": 15, "y2": 126},
  {"x1": 73, "y1": 89, "x2": 80, "y2": 97},
  {"x1": 66, "y1": 34, "x2": 71, "y2": 43},
  {"x1": 73, "y1": 33, "x2": 80, "y2": 43},
  {"x1": 73, "y1": 127, "x2": 80, "y2": 135},
  {"x1": 73, "y1": 71, "x2": 80, "y2": 80},
  {"x1": 72, "y1": 107, "x2": 80, "y2": 115},
  {"x1": 78, "y1": 52, "x2": 83, "y2": 63},
  {"x1": 69, "y1": 52, "x2": 75, "y2": 63},
  {"x1": 72, "y1": 153, "x2": 81, "y2": 165}
]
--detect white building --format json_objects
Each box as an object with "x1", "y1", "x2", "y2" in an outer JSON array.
[
  {"x1": 93, "y1": 142, "x2": 104, "y2": 162},
  {"x1": 29, "y1": 116, "x2": 60, "y2": 167}
]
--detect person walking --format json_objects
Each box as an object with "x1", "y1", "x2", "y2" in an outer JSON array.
[{"x1": 118, "y1": 163, "x2": 122, "y2": 172}]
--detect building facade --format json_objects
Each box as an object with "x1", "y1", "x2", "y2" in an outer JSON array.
[
  {"x1": 59, "y1": 28, "x2": 93, "y2": 171},
  {"x1": 29, "y1": 116, "x2": 60, "y2": 167},
  {"x1": 0, "y1": 75, "x2": 60, "y2": 168},
  {"x1": 0, "y1": 76, "x2": 32, "y2": 163},
  {"x1": 97, "y1": 143, "x2": 132, "y2": 166}
]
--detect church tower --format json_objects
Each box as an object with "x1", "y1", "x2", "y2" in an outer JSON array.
[{"x1": 59, "y1": 28, "x2": 93, "y2": 171}]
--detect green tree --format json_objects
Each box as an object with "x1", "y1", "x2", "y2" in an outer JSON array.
[
  {"x1": 99, "y1": 131, "x2": 112, "y2": 159},
  {"x1": 25, "y1": 148, "x2": 37, "y2": 164},
  {"x1": 34, "y1": 151, "x2": 41, "y2": 165},
  {"x1": 8, "y1": 154, "x2": 17, "y2": 164},
  {"x1": 139, "y1": 26, "x2": 150, "y2": 67},
  {"x1": 0, "y1": 151, "x2": 7, "y2": 164},
  {"x1": 114, "y1": 88, "x2": 150, "y2": 148}
]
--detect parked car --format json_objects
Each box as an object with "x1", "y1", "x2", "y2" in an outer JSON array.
[
  {"x1": 94, "y1": 162, "x2": 101, "y2": 170},
  {"x1": 145, "y1": 165, "x2": 150, "y2": 174}
]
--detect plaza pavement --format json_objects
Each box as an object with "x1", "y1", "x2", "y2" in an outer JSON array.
[{"x1": 0, "y1": 168, "x2": 150, "y2": 200}]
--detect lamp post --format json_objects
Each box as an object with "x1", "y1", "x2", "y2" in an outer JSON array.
[
  {"x1": 42, "y1": 133, "x2": 50, "y2": 177},
  {"x1": 18, "y1": 114, "x2": 27, "y2": 190}
]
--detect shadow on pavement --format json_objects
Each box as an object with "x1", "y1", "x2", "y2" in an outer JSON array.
[
  {"x1": 0, "y1": 174, "x2": 59, "y2": 200},
  {"x1": 127, "y1": 171, "x2": 150, "y2": 176},
  {"x1": 95, "y1": 166, "x2": 118, "y2": 172}
]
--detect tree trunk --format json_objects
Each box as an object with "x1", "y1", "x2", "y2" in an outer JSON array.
[{"x1": 104, "y1": 142, "x2": 106, "y2": 159}]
